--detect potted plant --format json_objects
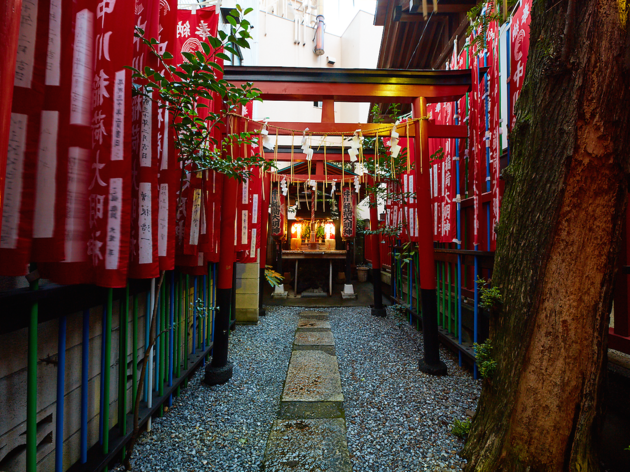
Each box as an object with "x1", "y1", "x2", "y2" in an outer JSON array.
[{"x1": 356, "y1": 264, "x2": 370, "y2": 282}]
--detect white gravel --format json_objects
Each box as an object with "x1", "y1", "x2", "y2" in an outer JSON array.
[
  {"x1": 115, "y1": 307, "x2": 302, "y2": 472},
  {"x1": 116, "y1": 305, "x2": 481, "y2": 472},
  {"x1": 330, "y1": 306, "x2": 481, "y2": 472}
]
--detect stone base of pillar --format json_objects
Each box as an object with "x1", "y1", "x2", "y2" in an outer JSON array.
[
  {"x1": 418, "y1": 358, "x2": 447, "y2": 376},
  {"x1": 371, "y1": 306, "x2": 387, "y2": 317},
  {"x1": 272, "y1": 284, "x2": 288, "y2": 298},
  {"x1": 341, "y1": 284, "x2": 357, "y2": 299},
  {"x1": 204, "y1": 360, "x2": 234, "y2": 386}
]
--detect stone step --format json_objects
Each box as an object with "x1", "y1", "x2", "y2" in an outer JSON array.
[
  {"x1": 261, "y1": 419, "x2": 352, "y2": 472},
  {"x1": 294, "y1": 331, "x2": 335, "y2": 346},
  {"x1": 282, "y1": 350, "x2": 344, "y2": 402},
  {"x1": 298, "y1": 319, "x2": 332, "y2": 329}
]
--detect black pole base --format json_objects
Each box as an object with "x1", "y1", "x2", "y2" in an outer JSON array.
[
  {"x1": 371, "y1": 306, "x2": 387, "y2": 317},
  {"x1": 204, "y1": 360, "x2": 234, "y2": 386},
  {"x1": 259, "y1": 307, "x2": 267, "y2": 317},
  {"x1": 419, "y1": 358, "x2": 447, "y2": 376}
]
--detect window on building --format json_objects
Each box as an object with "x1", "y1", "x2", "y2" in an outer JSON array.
[{"x1": 314, "y1": 101, "x2": 323, "y2": 108}]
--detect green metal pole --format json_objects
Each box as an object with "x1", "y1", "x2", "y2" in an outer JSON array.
[
  {"x1": 185, "y1": 274, "x2": 189, "y2": 371},
  {"x1": 176, "y1": 272, "x2": 181, "y2": 396},
  {"x1": 159, "y1": 281, "x2": 165, "y2": 416},
  {"x1": 119, "y1": 284, "x2": 128, "y2": 457},
  {"x1": 442, "y1": 262, "x2": 448, "y2": 329},
  {"x1": 27, "y1": 279, "x2": 39, "y2": 472},
  {"x1": 447, "y1": 262, "x2": 452, "y2": 334},
  {"x1": 132, "y1": 294, "x2": 138, "y2": 408},
  {"x1": 103, "y1": 288, "x2": 113, "y2": 471}
]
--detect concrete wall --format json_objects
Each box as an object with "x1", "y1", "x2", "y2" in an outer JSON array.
[{"x1": 235, "y1": 259, "x2": 261, "y2": 324}]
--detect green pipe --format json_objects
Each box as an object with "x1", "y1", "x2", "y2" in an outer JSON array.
[
  {"x1": 447, "y1": 263, "x2": 452, "y2": 334},
  {"x1": 132, "y1": 295, "x2": 138, "y2": 408},
  {"x1": 159, "y1": 281, "x2": 165, "y2": 417},
  {"x1": 119, "y1": 285, "x2": 128, "y2": 441},
  {"x1": 185, "y1": 275, "x2": 189, "y2": 371},
  {"x1": 27, "y1": 279, "x2": 39, "y2": 472},
  {"x1": 163, "y1": 280, "x2": 168, "y2": 388},
  {"x1": 176, "y1": 272, "x2": 181, "y2": 396},
  {"x1": 103, "y1": 288, "x2": 113, "y2": 471},
  {"x1": 415, "y1": 252, "x2": 420, "y2": 315}
]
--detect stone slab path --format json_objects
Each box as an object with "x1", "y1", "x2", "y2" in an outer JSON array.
[{"x1": 262, "y1": 311, "x2": 352, "y2": 471}]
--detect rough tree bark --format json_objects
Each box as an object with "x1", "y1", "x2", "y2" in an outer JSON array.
[{"x1": 463, "y1": 2, "x2": 630, "y2": 471}]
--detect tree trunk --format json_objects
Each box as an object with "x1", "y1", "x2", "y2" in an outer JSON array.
[{"x1": 463, "y1": 2, "x2": 630, "y2": 471}]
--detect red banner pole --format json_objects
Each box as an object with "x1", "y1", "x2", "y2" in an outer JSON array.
[
  {"x1": 258, "y1": 172, "x2": 271, "y2": 316},
  {"x1": 205, "y1": 113, "x2": 237, "y2": 384},
  {"x1": 413, "y1": 96, "x2": 447, "y2": 375}
]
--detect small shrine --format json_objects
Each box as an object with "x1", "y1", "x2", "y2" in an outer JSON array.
[{"x1": 270, "y1": 160, "x2": 363, "y2": 297}]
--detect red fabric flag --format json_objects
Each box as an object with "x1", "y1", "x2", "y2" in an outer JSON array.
[
  {"x1": 0, "y1": 0, "x2": 24, "y2": 239},
  {"x1": 0, "y1": 0, "x2": 51, "y2": 276},
  {"x1": 509, "y1": 0, "x2": 532, "y2": 129},
  {"x1": 489, "y1": 19, "x2": 503, "y2": 251},
  {"x1": 157, "y1": 0, "x2": 178, "y2": 271},
  {"x1": 38, "y1": 0, "x2": 100, "y2": 285},
  {"x1": 31, "y1": 0, "x2": 73, "y2": 263},
  {"x1": 470, "y1": 40, "x2": 483, "y2": 248},
  {"x1": 206, "y1": 169, "x2": 224, "y2": 262},
  {"x1": 442, "y1": 101, "x2": 455, "y2": 244},
  {"x1": 128, "y1": 0, "x2": 160, "y2": 280},
  {"x1": 87, "y1": 0, "x2": 135, "y2": 288}
]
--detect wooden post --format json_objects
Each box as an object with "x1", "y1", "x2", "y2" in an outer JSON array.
[{"x1": 413, "y1": 97, "x2": 447, "y2": 375}]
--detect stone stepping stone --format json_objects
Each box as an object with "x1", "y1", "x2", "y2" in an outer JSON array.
[
  {"x1": 282, "y1": 350, "x2": 344, "y2": 402},
  {"x1": 299, "y1": 311, "x2": 330, "y2": 320},
  {"x1": 262, "y1": 418, "x2": 352, "y2": 472},
  {"x1": 297, "y1": 319, "x2": 332, "y2": 329},
  {"x1": 294, "y1": 331, "x2": 335, "y2": 346}
]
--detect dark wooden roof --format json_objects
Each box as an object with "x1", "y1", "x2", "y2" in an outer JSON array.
[
  {"x1": 372, "y1": 0, "x2": 478, "y2": 117},
  {"x1": 375, "y1": 0, "x2": 477, "y2": 70}
]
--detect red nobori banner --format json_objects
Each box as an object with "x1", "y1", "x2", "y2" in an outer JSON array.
[
  {"x1": 509, "y1": 0, "x2": 531, "y2": 129},
  {"x1": 0, "y1": 0, "x2": 50, "y2": 276},
  {"x1": 488, "y1": 19, "x2": 503, "y2": 251},
  {"x1": 87, "y1": 0, "x2": 135, "y2": 288},
  {"x1": 157, "y1": 0, "x2": 178, "y2": 271},
  {"x1": 174, "y1": 6, "x2": 219, "y2": 65},
  {"x1": 128, "y1": 0, "x2": 161, "y2": 280}
]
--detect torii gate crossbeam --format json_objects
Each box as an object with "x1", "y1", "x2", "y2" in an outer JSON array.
[{"x1": 221, "y1": 66, "x2": 467, "y2": 376}]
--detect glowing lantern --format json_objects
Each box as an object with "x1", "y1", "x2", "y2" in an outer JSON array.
[{"x1": 325, "y1": 223, "x2": 335, "y2": 239}]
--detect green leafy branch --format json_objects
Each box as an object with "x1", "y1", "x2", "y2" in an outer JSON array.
[
  {"x1": 477, "y1": 277, "x2": 502, "y2": 310},
  {"x1": 474, "y1": 339, "x2": 497, "y2": 379}
]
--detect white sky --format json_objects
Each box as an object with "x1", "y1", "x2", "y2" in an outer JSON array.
[{"x1": 324, "y1": 0, "x2": 377, "y2": 36}]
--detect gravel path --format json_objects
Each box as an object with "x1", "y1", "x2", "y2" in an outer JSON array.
[
  {"x1": 330, "y1": 306, "x2": 481, "y2": 472},
  {"x1": 117, "y1": 306, "x2": 480, "y2": 472},
  {"x1": 116, "y1": 307, "x2": 302, "y2": 472}
]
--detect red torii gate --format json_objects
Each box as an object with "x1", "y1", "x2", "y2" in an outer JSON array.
[{"x1": 208, "y1": 66, "x2": 473, "y2": 382}]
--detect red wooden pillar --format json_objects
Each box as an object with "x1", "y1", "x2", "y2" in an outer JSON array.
[
  {"x1": 258, "y1": 172, "x2": 271, "y2": 316},
  {"x1": 413, "y1": 97, "x2": 447, "y2": 375},
  {"x1": 369, "y1": 176, "x2": 386, "y2": 316},
  {"x1": 612, "y1": 204, "x2": 630, "y2": 353},
  {"x1": 205, "y1": 139, "x2": 238, "y2": 384},
  {"x1": 0, "y1": 0, "x2": 22, "y2": 236}
]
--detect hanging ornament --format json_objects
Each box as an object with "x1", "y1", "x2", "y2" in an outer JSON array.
[{"x1": 261, "y1": 120, "x2": 274, "y2": 150}]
